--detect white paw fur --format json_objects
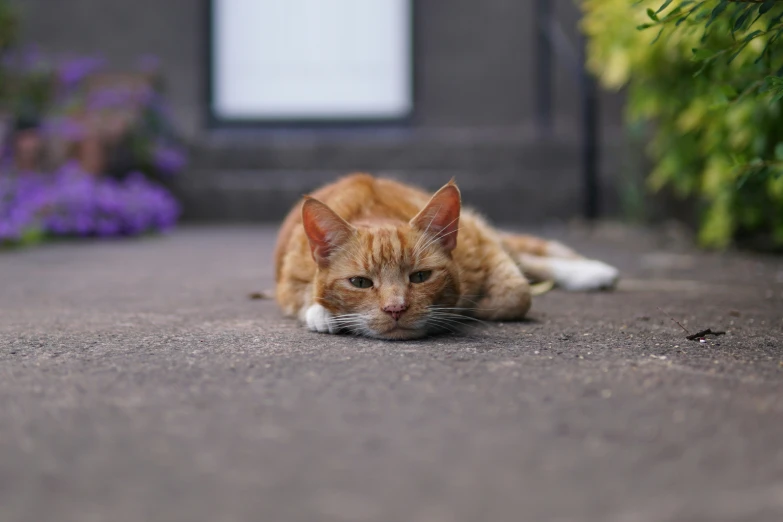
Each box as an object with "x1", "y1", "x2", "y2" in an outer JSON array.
[
  {"x1": 545, "y1": 240, "x2": 581, "y2": 259},
  {"x1": 305, "y1": 304, "x2": 339, "y2": 334},
  {"x1": 549, "y1": 258, "x2": 620, "y2": 291}
]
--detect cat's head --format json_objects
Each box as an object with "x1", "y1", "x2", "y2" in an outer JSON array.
[{"x1": 302, "y1": 181, "x2": 463, "y2": 340}]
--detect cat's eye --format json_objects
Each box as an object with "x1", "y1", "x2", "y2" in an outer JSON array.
[
  {"x1": 409, "y1": 270, "x2": 433, "y2": 284},
  {"x1": 349, "y1": 277, "x2": 374, "y2": 289}
]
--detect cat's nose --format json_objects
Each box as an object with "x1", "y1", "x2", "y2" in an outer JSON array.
[{"x1": 383, "y1": 303, "x2": 408, "y2": 321}]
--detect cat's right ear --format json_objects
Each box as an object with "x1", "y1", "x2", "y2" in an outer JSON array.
[{"x1": 301, "y1": 197, "x2": 355, "y2": 267}]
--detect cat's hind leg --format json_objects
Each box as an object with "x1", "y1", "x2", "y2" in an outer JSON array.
[{"x1": 500, "y1": 233, "x2": 620, "y2": 292}]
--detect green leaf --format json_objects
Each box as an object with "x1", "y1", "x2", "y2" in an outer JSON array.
[
  {"x1": 656, "y1": 0, "x2": 673, "y2": 15},
  {"x1": 774, "y1": 143, "x2": 783, "y2": 161},
  {"x1": 767, "y1": 12, "x2": 783, "y2": 30},
  {"x1": 647, "y1": 8, "x2": 659, "y2": 22},
  {"x1": 760, "y1": 1, "x2": 776, "y2": 15},
  {"x1": 691, "y1": 47, "x2": 716, "y2": 61},
  {"x1": 706, "y1": 1, "x2": 728, "y2": 28},
  {"x1": 651, "y1": 27, "x2": 665, "y2": 44},
  {"x1": 19, "y1": 227, "x2": 44, "y2": 247},
  {"x1": 727, "y1": 43, "x2": 748, "y2": 64},
  {"x1": 719, "y1": 84, "x2": 737, "y2": 98},
  {"x1": 742, "y1": 30, "x2": 763, "y2": 43},
  {"x1": 733, "y1": 10, "x2": 752, "y2": 34},
  {"x1": 676, "y1": 10, "x2": 694, "y2": 26},
  {"x1": 661, "y1": 4, "x2": 685, "y2": 22}
]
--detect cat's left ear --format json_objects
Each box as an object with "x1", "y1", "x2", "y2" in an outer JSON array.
[
  {"x1": 410, "y1": 180, "x2": 461, "y2": 253},
  {"x1": 301, "y1": 197, "x2": 356, "y2": 267}
]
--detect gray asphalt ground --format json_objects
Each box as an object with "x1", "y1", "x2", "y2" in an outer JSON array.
[{"x1": 1, "y1": 224, "x2": 782, "y2": 522}]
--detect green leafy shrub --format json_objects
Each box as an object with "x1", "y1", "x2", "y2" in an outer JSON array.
[
  {"x1": 0, "y1": 0, "x2": 12, "y2": 46},
  {"x1": 0, "y1": 0, "x2": 16, "y2": 105},
  {"x1": 582, "y1": 0, "x2": 783, "y2": 248}
]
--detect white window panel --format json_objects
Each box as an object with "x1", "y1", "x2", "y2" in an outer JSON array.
[{"x1": 212, "y1": 0, "x2": 412, "y2": 121}]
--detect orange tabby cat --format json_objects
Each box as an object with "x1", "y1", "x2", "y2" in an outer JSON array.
[{"x1": 274, "y1": 174, "x2": 618, "y2": 340}]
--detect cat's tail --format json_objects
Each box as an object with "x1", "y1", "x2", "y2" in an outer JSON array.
[{"x1": 500, "y1": 233, "x2": 620, "y2": 292}]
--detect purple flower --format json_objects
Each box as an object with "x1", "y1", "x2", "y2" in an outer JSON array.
[
  {"x1": 43, "y1": 118, "x2": 87, "y2": 141},
  {"x1": 1, "y1": 46, "x2": 46, "y2": 73},
  {"x1": 152, "y1": 145, "x2": 187, "y2": 175},
  {"x1": 57, "y1": 56, "x2": 105, "y2": 90},
  {"x1": 0, "y1": 172, "x2": 51, "y2": 243},
  {"x1": 0, "y1": 163, "x2": 179, "y2": 243},
  {"x1": 87, "y1": 87, "x2": 136, "y2": 110},
  {"x1": 18, "y1": 46, "x2": 43, "y2": 71},
  {"x1": 1, "y1": 49, "x2": 186, "y2": 246},
  {"x1": 41, "y1": 168, "x2": 179, "y2": 238},
  {"x1": 135, "y1": 85, "x2": 155, "y2": 106}
]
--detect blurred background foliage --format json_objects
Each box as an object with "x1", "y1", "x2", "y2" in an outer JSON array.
[
  {"x1": 0, "y1": 0, "x2": 185, "y2": 247},
  {"x1": 582, "y1": 0, "x2": 783, "y2": 249},
  {"x1": 5, "y1": 0, "x2": 783, "y2": 250},
  {"x1": 0, "y1": 0, "x2": 16, "y2": 104}
]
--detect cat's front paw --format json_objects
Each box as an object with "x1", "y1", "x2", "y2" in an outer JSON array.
[{"x1": 305, "y1": 304, "x2": 339, "y2": 334}]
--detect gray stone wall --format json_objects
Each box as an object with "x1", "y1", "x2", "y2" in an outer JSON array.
[
  {"x1": 12, "y1": 0, "x2": 630, "y2": 223},
  {"x1": 13, "y1": 0, "x2": 204, "y2": 137},
  {"x1": 14, "y1": 0, "x2": 623, "y2": 133}
]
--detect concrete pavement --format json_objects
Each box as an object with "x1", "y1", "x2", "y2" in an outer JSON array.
[{"x1": 1, "y1": 224, "x2": 782, "y2": 522}]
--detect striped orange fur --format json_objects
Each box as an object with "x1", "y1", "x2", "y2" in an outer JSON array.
[{"x1": 274, "y1": 173, "x2": 618, "y2": 339}]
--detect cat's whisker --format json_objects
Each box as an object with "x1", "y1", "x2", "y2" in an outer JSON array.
[
  {"x1": 427, "y1": 322, "x2": 467, "y2": 336},
  {"x1": 426, "y1": 315, "x2": 465, "y2": 327},
  {"x1": 429, "y1": 306, "x2": 499, "y2": 315},
  {"x1": 430, "y1": 300, "x2": 506, "y2": 314},
  {"x1": 428, "y1": 304, "x2": 484, "y2": 313},
  {"x1": 427, "y1": 310, "x2": 489, "y2": 327},
  {"x1": 331, "y1": 315, "x2": 367, "y2": 327},
  {"x1": 333, "y1": 320, "x2": 368, "y2": 335},
  {"x1": 429, "y1": 317, "x2": 484, "y2": 329},
  {"x1": 331, "y1": 314, "x2": 362, "y2": 326},
  {"x1": 332, "y1": 318, "x2": 367, "y2": 328},
  {"x1": 425, "y1": 318, "x2": 460, "y2": 334},
  {"x1": 426, "y1": 312, "x2": 476, "y2": 325},
  {"x1": 333, "y1": 313, "x2": 364, "y2": 319},
  {"x1": 332, "y1": 313, "x2": 363, "y2": 319}
]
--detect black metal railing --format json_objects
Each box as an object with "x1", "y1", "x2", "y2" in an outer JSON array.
[{"x1": 535, "y1": 0, "x2": 599, "y2": 220}]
